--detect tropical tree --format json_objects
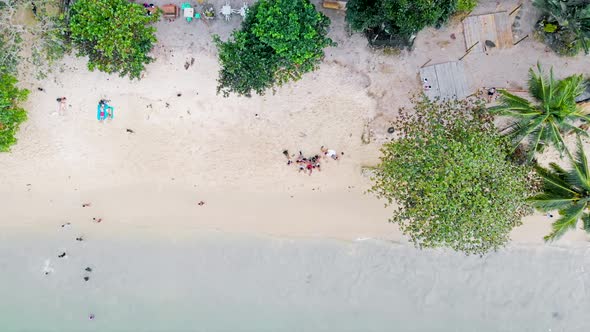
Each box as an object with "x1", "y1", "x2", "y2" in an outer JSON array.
[
  {"x1": 69, "y1": 0, "x2": 159, "y2": 79},
  {"x1": 533, "y1": 0, "x2": 590, "y2": 56},
  {"x1": 489, "y1": 63, "x2": 590, "y2": 162},
  {"x1": 345, "y1": 0, "x2": 457, "y2": 48},
  {"x1": 529, "y1": 137, "x2": 590, "y2": 241},
  {"x1": 214, "y1": 0, "x2": 335, "y2": 97},
  {"x1": 371, "y1": 97, "x2": 533, "y2": 255},
  {"x1": 0, "y1": 73, "x2": 29, "y2": 152}
]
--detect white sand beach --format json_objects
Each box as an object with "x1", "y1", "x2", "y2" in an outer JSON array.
[{"x1": 0, "y1": 0, "x2": 589, "y2": 330}]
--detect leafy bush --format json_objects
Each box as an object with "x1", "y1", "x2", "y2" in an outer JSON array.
[
  {"x1": 69, "y1": 0, "x2": 159, "y2": 79},
  {"x1": 346, "y1": 0, "x2": 457, "y2": 48},
  {"x1": 371, "y1": 97, "x2": 533, "y2": 255},
  {"x1": 533, "y1": 0, "x2": 590, "y2": 56},
  {"x1": 0, "y1": 73, "x2": 29, "y2": 152},
  {"x1": 457, "y1": 0, "x2": 478, "y2": 12},
  {"x1": 0, "y1": 32, "x2": 21, "y2": 75},
  {"x1": 214, "y1": 0, "x2": 335, "y2": 97}
]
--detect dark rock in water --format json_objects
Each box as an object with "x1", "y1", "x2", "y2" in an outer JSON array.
[{"x1": 485, "y1": 40, "x2": 496, "y2": 48}]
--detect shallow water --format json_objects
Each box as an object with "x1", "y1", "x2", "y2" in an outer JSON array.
[{"x1": 0, "y1": 230, "x2": 588, "y2": 332}]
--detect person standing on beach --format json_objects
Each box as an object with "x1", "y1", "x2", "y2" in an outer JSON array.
[{"x1": 56, "y1": 97, "x2": 67, "y2": 115}]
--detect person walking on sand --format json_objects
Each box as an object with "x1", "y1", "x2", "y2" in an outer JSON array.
[
  {"x1": 487, "y1": 87, "x2": 497, "y2": 103},
  {"x1": 56, "y1": 97, "x2": 67, "y2": 115},
  {"x1": 321, "y1": 146, "x2": 339, "y2": 161},
  {"x1": 283, "y1": 150, "x2": 292, "y2": 165}
]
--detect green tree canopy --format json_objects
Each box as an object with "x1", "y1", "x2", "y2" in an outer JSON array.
[
  {"x1": 214, "y1": 0, "x2": 335, "y2": 97},
  {"x1": 529, "y1": 137, "x2": 590, "y2": 241},
  {"x1": 0, "y1": 73, "x2": 29, "y2": 152},
  {"x1": 345, "y1": 0, "x2": 457, "y2": 47},
  {"x1": 371, "y1": 97, "x2": 533, "y2": 255},
  {"x1": 534, "y1": 0, "x2": 590, "y2": 56},
  {"x1": 69, "y1": 0, "x2": 159, "y2": 79},
  {"x1": 489, "y1": 64, "x2": 590, "y2": 162}
]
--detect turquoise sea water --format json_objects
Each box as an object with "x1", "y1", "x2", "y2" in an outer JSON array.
[{"x1": 0, "y1": 230, "x2": 588, "y2": 332}]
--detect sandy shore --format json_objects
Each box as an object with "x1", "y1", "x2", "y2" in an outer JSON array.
[{"x1": 3, "y1": 0, "x2": 588, "y2": 245}]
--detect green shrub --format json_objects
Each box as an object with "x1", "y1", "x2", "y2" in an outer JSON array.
[
  {"x1": 69, "y1": 0, "x2": 159, "y2": 79},
  {"x1": 0, "y1": 29, "x2": 22, "y2": 75},
  {"x1": 214, "y1": 0, "x2": 335, "y2": 97},
  {"x1": 371, "y1": 97, "x2": 533, "y2": 255},
  {"x1": 533, "y1": 0, "x2": 590, "y2": 56},
  {"x1": 0, "y1": 73, "x2": 29, "y2": 152},
  {"x1": 457, "y1": 0, "x2": 477, "y2": 12},
  {"x1": 346, "y1": 0, "x2": 457, "y2": 48}
]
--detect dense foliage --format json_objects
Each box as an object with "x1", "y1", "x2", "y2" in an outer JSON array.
[
  {"x1": 457, "y1": 0, "x2": 478, "y2": 12},
  {"x1": 69, "y1": 0, "x2": 159, "y2": 79},
  {"x1": 0, "y1": 73, "x2": 29, "y2": 152},
  {"x1": 489, "y1": 64, "x2": 589, "y2": 162},
  {"x1": 345, "y1": 0, "x2": 457, "y2": 47},
  {"x1": 534, "y1": 0, "x2": 590, "y2": 56},
  {"x1": 371, "y1": 97, "x2": 533, "y2": 255},
  {"x1": 214, "y1": 0, "x2": 335, "y2": 97},
  {"x1": 530, "y1": 137, "x2": 590, "y2": 241},
  {"x1": 0, "y1": 33, "x2": 21, "y2": 75}
]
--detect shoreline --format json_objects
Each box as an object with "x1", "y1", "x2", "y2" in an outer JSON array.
[{"x1": 2, "y1": 181, "x2": 588, "y2": 247}]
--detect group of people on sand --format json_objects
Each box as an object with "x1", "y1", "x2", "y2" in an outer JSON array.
[{"x1": 283, "y1": 146, "x2": 343, "y2": 176}]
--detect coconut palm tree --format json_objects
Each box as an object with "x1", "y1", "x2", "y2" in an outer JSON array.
[
  {"x1": 489, "y1": 63, "x2": 590, "y2": 162},
  {"x1": 529, "y1": 136, "x2": 590, "y2": 241}
]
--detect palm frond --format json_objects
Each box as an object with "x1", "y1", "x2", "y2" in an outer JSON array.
[
  {"x1": 544, "y1": 202, "x2": 585, "y2": 242},
  {"x1": 489, "y1": 91, "x2": 536, "y2": 115},
  {"x1": 553, "y1": 74, "x2": 585, "y2": 112},
  {"x1": 528, "y1": 193, "x2": 578, "y2": 210},
  {"x1": 582, "y1": 213, "x2": 590, "y2": 232},
  {"x1": 535, "y1": 164, "x2": 579, "y2": 196},
  {"x1": 548, "y1": 119, "x2": 567, "y2": 155},
  {"x1": 528, "y1": 63, "x2": 548, "y2": 102},
  {"x1": 561, "y1": 122, "x2": 589, "y2": 137},
  {"x1": 565, "y1": 136, "x2": 590, "y2": 191},
  {"x1": 527, "y1": 124, "x2": 546, "y2": 161}
]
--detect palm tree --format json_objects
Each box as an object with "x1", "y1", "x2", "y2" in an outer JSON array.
[
  {"x1": 529, "y1": 136, "x2": 590, "y2": 241},
  {"x1": 489, "y1": 63, "x2": 590, "y2": 162}
]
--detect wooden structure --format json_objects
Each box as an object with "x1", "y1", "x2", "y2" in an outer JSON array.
[
  {"x1": 323, "y1": 0, "x2": 347, "y2": 10},
  {"x1": 419, "y1": 61, "x2": 470, "y2": 100},
  {"x1": 162, "y1": 4, "x2": 179, "y2": 19},
  {"x1": 462, "y1": 11, "x2": 513, "y2": 53}
]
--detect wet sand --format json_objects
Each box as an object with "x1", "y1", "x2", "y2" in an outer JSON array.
[{"x1": 0, "y1": 230, "x2": 588, "y2": 332}]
